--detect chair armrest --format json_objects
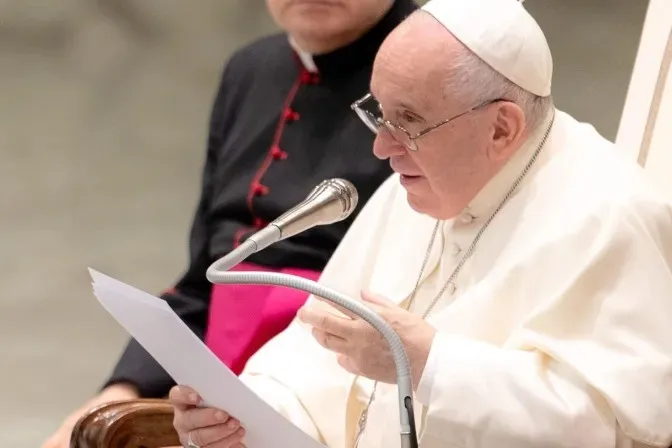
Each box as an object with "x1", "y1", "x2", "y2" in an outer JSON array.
[{"x1": 70, "y1": 399, "x2": 179, "y2": 448}]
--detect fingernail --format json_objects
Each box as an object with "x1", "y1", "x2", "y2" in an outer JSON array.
[
  {"x1": 228, "y1": 419, "x2": 239, "y2": 428},
  {"x1": 189, "y1": 393, "x2": 199, "y2": 403},
  {"x1": 215, "y1": 410, "x2": 227, "y2": 421}
]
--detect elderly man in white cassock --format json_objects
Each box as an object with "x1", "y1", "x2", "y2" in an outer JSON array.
[{"x1": 168, "y1": 0, "x2": 672, "y2": 447}]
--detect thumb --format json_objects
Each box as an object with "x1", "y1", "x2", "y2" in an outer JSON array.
[{"x1": 360, "y1": 290, "x2": 394, "y2": 308}]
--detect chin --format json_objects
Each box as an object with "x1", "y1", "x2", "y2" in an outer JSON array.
[
  {"x1": 405, "y1": 191, "x2": 460, "y2": 220},
  {"x1": 405, "y1": 191, "x2": 439, "y2": 217}
]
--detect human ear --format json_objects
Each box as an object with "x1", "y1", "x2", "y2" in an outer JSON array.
[{"x1": 487, "y1": 101, "x2": 526, "y2": 161}]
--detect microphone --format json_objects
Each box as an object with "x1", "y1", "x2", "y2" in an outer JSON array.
[
  {"x1": 206, "y1": 178, "x2": 358, "y2": 275},
  {"x1": 255, "y1": 177, "x2": 358, "y2": 244},
  {"x1": 205, "y1": 178, "x2": 419, "y2": 448}
]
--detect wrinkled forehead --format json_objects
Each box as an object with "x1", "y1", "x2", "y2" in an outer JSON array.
[{"x1": 370, "y1": 12, "x2": 460, "y2": 111}]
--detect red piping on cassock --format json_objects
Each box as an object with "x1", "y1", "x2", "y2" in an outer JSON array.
[{"x1": 233, "y1": 65, "x2": 319, "y2": 248}]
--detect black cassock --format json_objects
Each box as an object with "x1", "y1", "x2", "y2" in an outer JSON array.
[{"x1": 105, "y1": 0, "x2": 418, "y2": 398}]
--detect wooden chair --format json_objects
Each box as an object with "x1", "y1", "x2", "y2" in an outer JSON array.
[
  {"x1": 70, "y1": 399, "x2": 178, "y2": 448},
  {"x1": 70, "y1": 398, "x2": 672, "y2": 448}
]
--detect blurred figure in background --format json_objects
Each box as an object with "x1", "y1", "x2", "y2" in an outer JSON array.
[{"x1": 42, "y1": 0, "x2": 417, "y2": 446}]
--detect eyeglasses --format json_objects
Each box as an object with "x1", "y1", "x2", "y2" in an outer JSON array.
[{"x1": 350, "y1": 93, "x2": 499, "y2": 152}]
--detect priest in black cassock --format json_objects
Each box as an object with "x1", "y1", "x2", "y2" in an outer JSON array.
[{"x1": 42, "y1": 0, "x2": 417, "y2": 447}]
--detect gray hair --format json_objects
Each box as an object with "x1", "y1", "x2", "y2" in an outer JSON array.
[{"x1": 444, "y1": 44, "x2": 554, "y2": 131}]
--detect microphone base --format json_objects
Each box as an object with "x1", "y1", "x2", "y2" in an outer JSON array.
[
  {"x1": 401, "y1": 434, "x2": 419, "y2": 448},
  {"x1": 402, "y1": 397, "x2": 420, "y2": 448}
]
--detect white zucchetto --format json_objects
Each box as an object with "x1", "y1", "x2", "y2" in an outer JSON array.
[{"x1": 422, "y1": 0, "x2": 553, "y2": 97}]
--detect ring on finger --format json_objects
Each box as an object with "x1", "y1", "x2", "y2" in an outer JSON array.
[{"x1": 187, "y1": 431, "x2": 200, "y2": 448}]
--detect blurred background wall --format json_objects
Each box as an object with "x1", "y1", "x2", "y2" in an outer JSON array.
[{"x1": 0, "y1": 0, "x2": 649, "y2": 446}]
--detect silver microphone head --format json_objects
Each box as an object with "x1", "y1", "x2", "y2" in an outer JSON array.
[{"x1": 271, "y1": 178, "x2": 359, "y2": 239}]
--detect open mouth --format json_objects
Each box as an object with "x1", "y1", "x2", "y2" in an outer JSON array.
[{"x1": 399, "y1": 174, "x2": 422, "y2": 186}]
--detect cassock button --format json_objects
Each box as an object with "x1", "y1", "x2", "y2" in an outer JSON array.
[
  {"x1": 283, "y1": 108, "x2": 300, "y2": 121},
  {"x1": 271, "y1": 146, "x2": 288, "y2": 160},
  {"x1": 300, "y1": 70, "x2": 320, "y2": 85},
  {"x1": 252, "y1": 183, "x2": 269, "y2": 196},
  {"x1": 254, "y1": 218, "x2": 267, "y2": 228}
]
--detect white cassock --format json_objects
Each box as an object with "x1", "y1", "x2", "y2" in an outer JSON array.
[{"x1": 239, "y1": 108, "x2": 672, "y2": 448}]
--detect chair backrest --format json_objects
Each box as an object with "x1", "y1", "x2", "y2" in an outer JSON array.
[
  {"x1": 615, "y1": 0, "x2": 672, "y2": 197},
  {"x1": 69, "y1": 399, "x2": 179, "y2": 448}
]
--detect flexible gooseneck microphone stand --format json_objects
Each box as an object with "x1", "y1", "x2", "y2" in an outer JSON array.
[
  {"x1": 206, "y1": 265, "x2": 419, "y2": 448},
  {"x1": 205, "y1": 179, "x2": 419, "y2": 448}
]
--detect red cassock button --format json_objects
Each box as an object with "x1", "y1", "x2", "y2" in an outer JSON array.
[
  {"x1": 252, "y1": 183, "x2": 269, "y2": 196},
  {"x1": 254, "y1": 217, "x2": 267, "y2": 228},
  {"x1": 300, "y1": 70, "x2": 320, "y2": 85},
  {"x1": 283, "y1": 108, "x2": 300, "y2": 121},
  {"x1": 271, "y1": 145, "x2": 288, "y2": 160}
]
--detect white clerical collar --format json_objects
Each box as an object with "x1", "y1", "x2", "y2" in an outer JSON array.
[
  {"x1": 459, "y1": 109, "x2": 557, "y2": 224},
  {"x1": 288, "y1": 36, "x2": 318, "y2": 73}
]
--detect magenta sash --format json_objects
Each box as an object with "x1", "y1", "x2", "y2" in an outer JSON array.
[{"x1": 204, "y1": 262, "x2": 321, "y2": 375}]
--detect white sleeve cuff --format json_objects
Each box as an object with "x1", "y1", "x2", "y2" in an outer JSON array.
[{"x1": 415, "y1": 332, "x2": 443, "y2": 405}]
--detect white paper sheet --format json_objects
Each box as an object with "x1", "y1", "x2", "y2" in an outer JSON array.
[{"x1": 89, "y1": 268, "x2": 324, "y2": 448}]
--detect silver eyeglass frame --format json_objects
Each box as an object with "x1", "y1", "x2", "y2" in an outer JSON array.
[{"x1": 351, "y1": 93, "x2": 500, "y2": 151}]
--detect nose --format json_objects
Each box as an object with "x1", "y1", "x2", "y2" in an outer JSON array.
[{"x1": 372, "y1": 131, "x2": 406, "y2": 160}]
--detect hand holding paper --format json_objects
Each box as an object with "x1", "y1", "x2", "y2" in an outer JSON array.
[
  {"x1": 170, "y1": 385, "x2": 246, "y2": 448},
  {"x1": 89, "y1": 268, "x2": 324, "y2": 448}
]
